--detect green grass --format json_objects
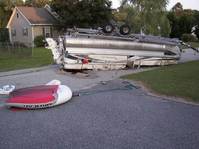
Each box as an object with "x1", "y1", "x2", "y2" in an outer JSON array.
[
  {"x1": 122, "y1": 61, "x2": 199, "y2": 102},
  {"x1": 187, "y1": 42, "x2": 199, "y2": 48},
  {"x1": 0, "y1": 47, "x2": 53, "y2": 72},
  {"x1": 181, "y1": 42, "x2": 199, "y2": 49}
]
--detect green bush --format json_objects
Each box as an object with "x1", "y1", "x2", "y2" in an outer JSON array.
[
  {"x1": 181, "y1": 34, "x2": 198, "y2": 42},
  {"x1": 195, "y1": 26, "x2": 199, "y2": 39},
  {"x1": 0, "y1": 28, "x2": 9, "y2": 42},
  {"x1": 34, "y1": 35, "x2": 45, "y2": 47}
]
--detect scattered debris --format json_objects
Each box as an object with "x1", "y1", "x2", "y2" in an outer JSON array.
[{"x1": 0, "y1": 85, "x2": 15, "y2": 95}]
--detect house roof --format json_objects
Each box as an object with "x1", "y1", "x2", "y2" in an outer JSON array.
[{"x1": 17, "y1": 6, "x2": 58, "y2": 25}]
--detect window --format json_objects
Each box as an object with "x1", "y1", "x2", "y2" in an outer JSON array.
[
  {"x1": 43, "y1": 27, "x2": 51, "y2": 38},
  {"x1": 23, "y1": 28, "x2": 28, "y2": 36},
  {"x1": 17, "y1": 13, "x2": 19, "y2": 18},
  {"x1": 11, "y1": 29, "x2": 16, "y2": 36}
]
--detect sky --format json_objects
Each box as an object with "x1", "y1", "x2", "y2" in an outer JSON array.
[{"x1": 111, "y1": 0, "x2": 199, "y2": 10}]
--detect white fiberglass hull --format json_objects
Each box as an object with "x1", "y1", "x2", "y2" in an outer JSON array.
[
  {"x1": 6, "y1": 80, "x2": 73, "y2": 109},
  {"x1": 45, "y1": 35, "x2": 182, "y2": 70},
  {"x1": 62, "y1": 55, "x2": 179, "y2": 70},
  {"x1": 63, "y1": 62, "x2": 127, "y2": 70}
]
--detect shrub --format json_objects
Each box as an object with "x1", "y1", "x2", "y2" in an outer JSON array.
[
  {"x1": 181, "y1": 34, "x2": 198, "y2": 42},
  {"x1": 0, "y1": 28, "x2": 9, "y2": 42},
  {"x1": 195, "y1": 26, "x2": 199, "y2": 39},
  {"x1": 34, "y1": 35, "x2": 45, "y2": 47}
]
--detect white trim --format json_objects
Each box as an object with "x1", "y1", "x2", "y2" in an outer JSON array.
[
  {"x1": 31, "y1": 24, "x2": 55, "y2": 26},
  {"x1": 6, "y1": 7, "x2": 17, "y2": 28},
  {"x1": 31, "y1": 27, "x2": 34, "y2": 47}
]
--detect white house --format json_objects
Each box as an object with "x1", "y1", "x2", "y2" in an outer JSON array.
[{"x1": 6, "y1": 5, "x2": 60, "y2": 47}]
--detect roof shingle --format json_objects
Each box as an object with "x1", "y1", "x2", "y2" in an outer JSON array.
[{"x1": 17, "y1": 6, "x2": 58, "y2": 25}]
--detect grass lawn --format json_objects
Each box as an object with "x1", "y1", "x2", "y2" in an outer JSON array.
[
  {"x1": 122, "y1": 61, "x2": 199, "y2": 102},
  {"x1": 0, "y1": 47, "x2": 53, "y2": 72},
  {"x1": 187, "y1": 42, "x2": 199, "y2": 48}
]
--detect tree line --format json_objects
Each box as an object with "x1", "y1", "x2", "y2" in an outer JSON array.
[
  {"x1": 167, "y1": 3, "x2": 199, "y2": 40},
  {"x1": 0, "y1": 0, "x2": 198, "y2": 40}
]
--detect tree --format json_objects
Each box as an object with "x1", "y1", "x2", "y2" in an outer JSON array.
[
  {"x1": 193, "y1": 11, "x2": 199, "y2": 39},
  {"x1": 193, "y1": 10, "x2": 199, "y2": 27},
  {"x1": 195, "y1": 26, "x2": 199, "y2": 39},
  {"x1": 167, "y1": 9, "x2": 197, "y2": 39},
  {"x1": 167, "y1": 11, "x2": 180, "y2": 38},
  {"x1": 25, "y1": 0, "x2": 50, "y2": 7},
  {"x1": 178, "y1": 13, "x2": 195, "y2": 34},
  {"x1": 50, "y1": 0, "x2": 112, "y2": 28},
  {"x1": 172, "y1": 2, "x2": 183, "y2": 12},
  {"x1": 0, "y1": 0, "x2": 24, "y2": 28},
  {"x1": 120, "y1": 0, "x2": 171, "y2": 36}
]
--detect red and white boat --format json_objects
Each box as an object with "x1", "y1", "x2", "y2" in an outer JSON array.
[{"x1": 5, "y1": 80, "x2": 72, "y2": 109}]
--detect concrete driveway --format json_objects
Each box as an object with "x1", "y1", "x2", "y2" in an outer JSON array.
[{"x1": 0, "y1": 49, "x2": 199, "y2": 149}]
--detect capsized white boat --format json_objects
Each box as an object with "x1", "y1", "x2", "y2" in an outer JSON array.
[
  {"x1": 45, "y1": 28, "x2": 198, "y2": 70},
  {"x1": 5, "y1": 80, "x2": 72, "y2": 109}
]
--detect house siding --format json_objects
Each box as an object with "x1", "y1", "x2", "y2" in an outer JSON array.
[
  {"x1": 33, "y1": 26, "x2": 44, "y2": 38},
  {"x1": 8, "y1": 9, "x2": 32, "y2": 47},
  {"x1": 33, "y1": 26, "x2": 60, "y2": 38}
]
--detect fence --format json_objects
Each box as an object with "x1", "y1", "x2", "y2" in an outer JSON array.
[
  {"x1": 0, "y1": 42, "x2": 33, "y2": 58},
  {"x1": 0, "y1": 28, "x2": 9, "y2": 42}
]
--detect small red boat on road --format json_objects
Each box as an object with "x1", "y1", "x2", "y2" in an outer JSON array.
[{"x1": 4, "y1": 80, "x2": 72, "y2": 109}]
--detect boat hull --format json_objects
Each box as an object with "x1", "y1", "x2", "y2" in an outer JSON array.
[
  {"x1": 6, "y1": 85, "x2": 72, "y2": 109},
  {"x1": 46, "y1": 33, "x2": 182, "y2": 70},
  {"x1": 65, "y1": 37, "x2": 169, "y2": 51}
]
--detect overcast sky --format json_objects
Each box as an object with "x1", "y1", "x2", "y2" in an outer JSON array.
[{"x1": 111, "y1": 0, "x2": 199, "y2": 10}]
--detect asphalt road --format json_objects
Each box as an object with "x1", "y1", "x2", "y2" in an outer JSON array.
[{"x1": 0, "y1": 80, "x2": 199, "y2": 149}]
